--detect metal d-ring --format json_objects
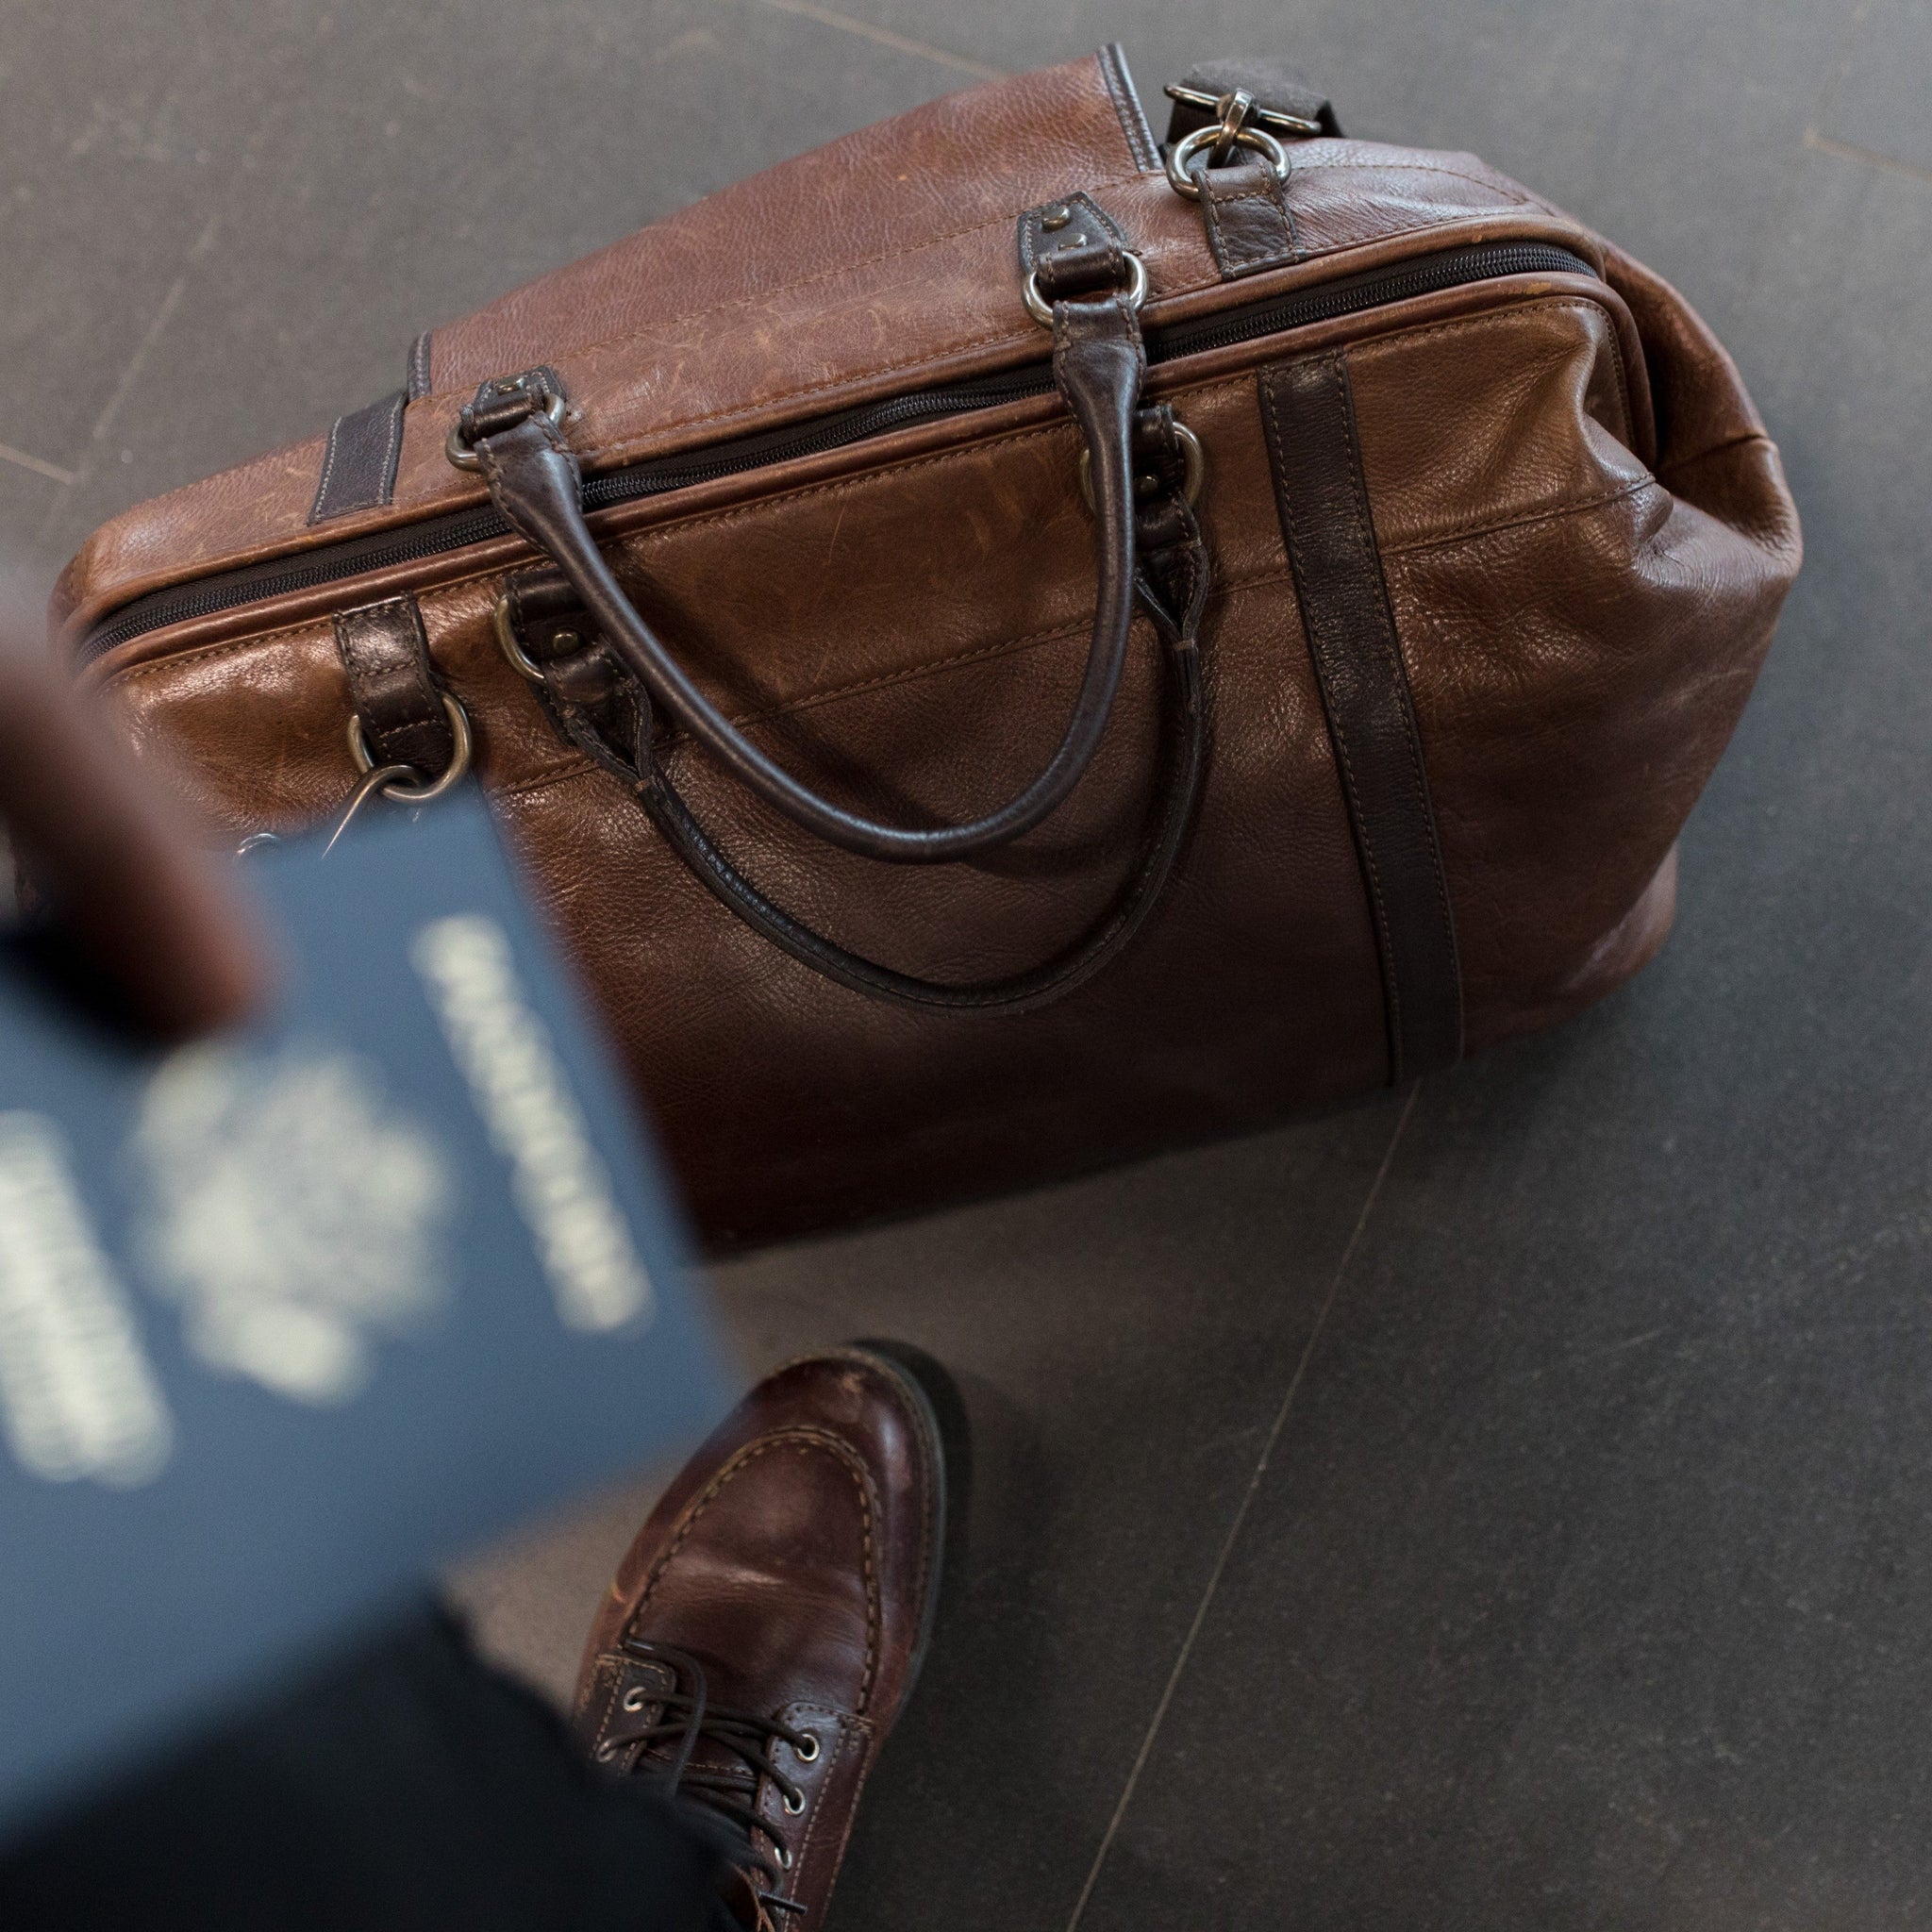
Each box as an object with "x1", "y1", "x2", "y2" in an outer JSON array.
[
  {"x1": 1078, "y1": 419, "x2": 1206, "y2": 513},
  {"x1": 491, "y1": 591, "x2": 579, "y2": 682},
  {"x1": 346, "y1": 691, "x2": 474, "y2": 802},
  {"x1": 1021, "y1": 249, "x2": 1147, "y2": 328},
  {"x1": 445, "y1": 386, "x2": 568, "y2": 472},
  {"x1": 1165, "y1": 122, "x2": 1291, "y2": 201}
]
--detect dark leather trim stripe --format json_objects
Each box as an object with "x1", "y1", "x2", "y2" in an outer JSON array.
[
  {"x1": 1258, "y1": 353, "x2": 1463, "y2": 1081},
  {"x1": 308, "y1": 388, "x2": 408, "y2": 525},
  {"x1": 1098, "y1": 42, "x2": 1159, "y2": 173},
  {"x1": 407, "y1": 330, "x2": 434, "y2": 402}
]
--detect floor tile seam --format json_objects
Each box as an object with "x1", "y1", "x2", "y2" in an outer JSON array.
[
  {"x1": 1059, "y1": 1081, "x2": 1422, "y2": 1932},
  {"x1": 1802, "y1": 125, "x2": 1932, "y2": 190},
  {"x1": 0, "y1": 442, "x2": 76, "y2": 488},
  {"x1": 743, "y1": 0, "x2": 1007, "y2": 82}
]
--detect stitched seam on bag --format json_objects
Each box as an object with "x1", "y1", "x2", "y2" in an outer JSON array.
[
  {"x1": 593, "y1": 356, "x2": 1219, "y2": 558},
  {"x1": 377, "y1": 393, "x2": 404, "y2": 504},
  {"x1": 458, "y1": 611, "x2": 1104, "y2": 804},
  {"x1": 102, "y1": 548, "x2": 1274, "y2": 720},
  {"x1": 1377, "y1": 475, "x2": 1657, "y2": 558},
  {"x1": 308, "y1": 417, "x2": 343, "y2": 524},
  {"x1": 1260, "y1": 365, "x2": 1403, "y2": 1058},
  {"x1": 491, "y1": 566, "x2": 1300, "y2": 805},
  {"x1": 1098, "y1": 43, "x2": 1159, "y2": 172},
  {"x1": 109, "y1": 304, "x2": 1641, "y2": 691},
  {"x1": 631, "y1": 1431, "x2": 882, "y2": 1712},
  {"x1": 1204, "y1": 179, "x2": 1297, "y2": 274}
]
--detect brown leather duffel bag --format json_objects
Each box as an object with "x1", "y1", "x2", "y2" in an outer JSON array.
[{"x1": 58, "y1": 50, "x2": 1800, "y2": 1247}]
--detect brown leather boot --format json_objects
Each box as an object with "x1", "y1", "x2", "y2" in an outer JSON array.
[{"x1": 574, "y1": 1347, "x2": 945, "y2": 1929}]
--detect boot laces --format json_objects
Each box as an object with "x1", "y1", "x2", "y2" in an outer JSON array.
[{"x1": 598, "y1": 1638, "x2": 817, "y2": 1917}]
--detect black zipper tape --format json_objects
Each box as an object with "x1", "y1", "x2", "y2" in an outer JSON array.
[{"x1": 77, "y1": 242, "x2": 1593, "y2": 664}]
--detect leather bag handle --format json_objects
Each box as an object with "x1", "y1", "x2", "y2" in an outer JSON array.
[
  {"x1": 513, "y1": 510, "x2": 1208, "y2": 1011},
  {"x1": 457, "y1": 270, "x2": 1149, "y2": 867}
]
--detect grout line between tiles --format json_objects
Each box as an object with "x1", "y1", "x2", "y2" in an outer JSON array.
[
  {"x1": 749, "y1": 0, "x2": 1006, "y2": 82},
  {"x1": 1061, "y1": 1082, "x2": 1422, "y2": 1932},
  {"x1": 1802, "y1": 125, "x2": 1932, "y2": 189},
  {"x1": 0, "y1": 443, "x2": 77, "y2": 488}
]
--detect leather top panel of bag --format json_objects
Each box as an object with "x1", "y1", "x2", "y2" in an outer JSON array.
[{"x1": 57, "y1": 49, "x2": 1587, "y2": 650}]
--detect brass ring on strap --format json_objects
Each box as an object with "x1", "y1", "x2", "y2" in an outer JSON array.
[
  {"x1": 1021, "y1": 249, "x2": 1147, "y2": 328},
  {"x1": 491, "y1": 592, "x2": 576, "y2": 683},
  {"x1": 445, "y1": 389, "x2": 568, "y2": 472},
  {"x1": 346, "y1": 691, "x2": 474, "y2": 801},
  {"x1": 1078, "y1": 420, "x2": 1206, "y2": 513},
  {"x1": 1165, "y1": 124, "x2": 1291, "y2": 201}
]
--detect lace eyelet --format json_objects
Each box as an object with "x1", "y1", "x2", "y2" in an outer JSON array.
[
  {"x1": 774, "y1": 1844, "x2": 793, "y2": 1870},
  {"x1": 793, "y1": 1732, "x2": 820, "y2": 1763},
  {"x1": 596, "y1": 1742, "x2": 621, "y2": 1763},
  {"x1": 783, "y1": 1789, "x2": 806, "y2": 1816},
  {"x1": 621, "y1": 1686, "x2": 648, "y2": 1712}
]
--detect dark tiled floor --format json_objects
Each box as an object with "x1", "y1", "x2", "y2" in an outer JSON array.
[{"x1": 7, "y1": 1, "x2": 1927, "y2": 1925}]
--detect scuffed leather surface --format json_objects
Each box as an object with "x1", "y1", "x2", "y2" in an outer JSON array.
[
  {"x1": 78, "y1": 68, "x2": 1798, "y2": 1245},
  {"x1": 58, "y1": 49, "x2": 1558, "y2": 645}
]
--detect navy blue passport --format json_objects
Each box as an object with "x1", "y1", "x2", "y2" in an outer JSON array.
[{"x1": 0, "y1": 790, "x2": 733, "y2": 1839}]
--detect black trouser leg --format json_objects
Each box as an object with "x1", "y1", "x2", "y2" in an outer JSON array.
[{"x1": 0, "y1": 1602, "x2": 726, "y2": 1931}]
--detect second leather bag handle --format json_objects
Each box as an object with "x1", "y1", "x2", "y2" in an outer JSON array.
[
  {"x1": 454, "y1": 242, "x2": 1212, "y2": 1010},
  {"x1": 457, "y1": 241, "x2": 1160, "y2": 866}
]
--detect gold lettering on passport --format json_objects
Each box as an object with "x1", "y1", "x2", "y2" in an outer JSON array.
[
  {"x1": 410, "y1": 915, "x2": 654, "y2": 1335},
  {"x1": 0, "y1": 1113, "x2": 174, "y2": 1486}
]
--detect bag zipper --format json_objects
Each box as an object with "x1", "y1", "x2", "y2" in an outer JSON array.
[{"x1": 77, "y1": 240, "x2": 1592, "y2": 664}]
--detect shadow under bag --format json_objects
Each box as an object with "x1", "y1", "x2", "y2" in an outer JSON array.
[{"x1": 57, "y1": 49, "x2": 1802, "y2": 1246}]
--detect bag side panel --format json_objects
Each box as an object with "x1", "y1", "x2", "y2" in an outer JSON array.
[{"x1": 1349, "y1": 285, "x2": 1799, "y2": 1049}]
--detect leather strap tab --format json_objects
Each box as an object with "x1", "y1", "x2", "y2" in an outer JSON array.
[
  {"x1": 464, "y1": 365, "x2": 567, "y2": 442},
  {"x1": 1258, "y1": 354, "x2": 1462, "y2": 1081},
  {"x1": 1033, "y1": 234, "x2": 1133, "y2": 305},
  {"x1": 1196, "y1": 158, "x2": 1300, "y2": 278},
  {"x1": 308, "y1": 389, "x2": 407, "y2": 524},
  {"x1": 1017, "y1": 192, "x2": 1127, "y2": 277},
  {"x1": 332, "y1": 596, "x2": 454, "y2": 775}
]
